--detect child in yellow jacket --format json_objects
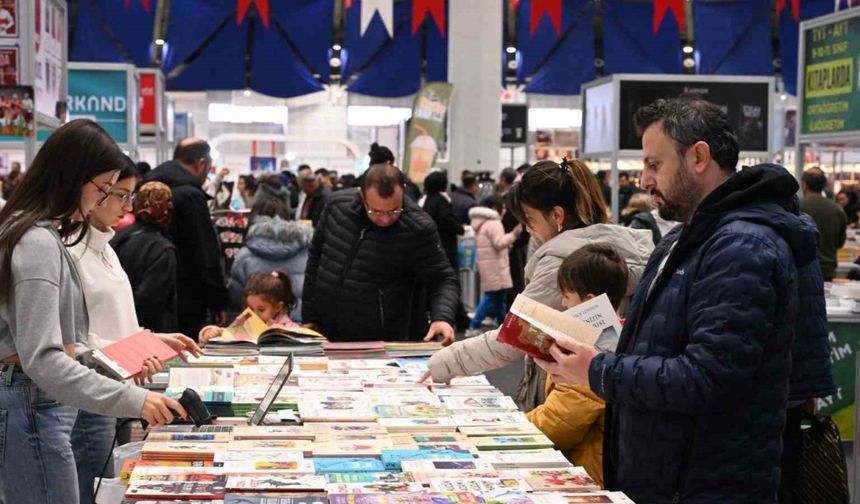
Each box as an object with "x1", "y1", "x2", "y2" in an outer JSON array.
[{"x1": 525, "y1": 243, "x2": 629, "y2": 488}]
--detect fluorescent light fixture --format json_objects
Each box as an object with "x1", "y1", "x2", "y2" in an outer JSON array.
[
  {"x1": 155, "y1": 38, "x2": 165, "y2": 46},
  {"x1": 347, "y1": 106, "x2": 412, "y2": 127},
  {"x1": 528, "y1": 108, "x2": 582, "y2": 130},
  {"x1": 506, "y1": 46, "x2": 517, "y2": 54},
  {"x1": 208, "y1": 103, "x2": 288, "y2": 124}
]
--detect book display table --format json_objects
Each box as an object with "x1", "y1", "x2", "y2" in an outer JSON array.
[{"x1": 116, "y1": 348, "x2": 635, "y2": 503}]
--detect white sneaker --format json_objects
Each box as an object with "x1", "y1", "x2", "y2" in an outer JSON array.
[{"x1": 464, "y1": 328, "x2": 483, "y2": 339}]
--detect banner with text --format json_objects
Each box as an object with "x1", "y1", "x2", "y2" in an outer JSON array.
[
  {"x1": 68, "y1": 68, "x2": 129, "y2": 144},
  {"x1": 402, "y1": 82, "x2": 452, "y2": 184},
  {"x1": 818, "y1": 321, "x2": 860, "y2": 440},
  {"x1": 801, "y1": 13, "x2": 860, "y2": 137}
]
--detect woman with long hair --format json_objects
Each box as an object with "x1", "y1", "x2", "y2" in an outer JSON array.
[
  {"x1": 424, "y1": 160, "x2": 655, "y2": 411},
  {"x1": 0, "y1": 119, "x2": 186, "y2": 502}
]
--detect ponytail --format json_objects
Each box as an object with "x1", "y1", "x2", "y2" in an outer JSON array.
[{"x1": 244, "y1": 270, "x2": 297, "y2": 312}]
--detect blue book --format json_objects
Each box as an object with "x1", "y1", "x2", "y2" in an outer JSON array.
[
  {"x1": 380, "y1": 449, "x2": 474, "y2": 471},
  {"x1": 312, "y1": 458, "x2": 386, "y2": 474}
]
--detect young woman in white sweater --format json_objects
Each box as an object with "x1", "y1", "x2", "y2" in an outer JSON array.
[{"x1": 69, "y1": 158, "x2": 201, "y2": 504}]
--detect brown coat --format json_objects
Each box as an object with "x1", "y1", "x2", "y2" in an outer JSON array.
[{"x1": 470, "y1": 207, "x2": 517, "y2": 292}]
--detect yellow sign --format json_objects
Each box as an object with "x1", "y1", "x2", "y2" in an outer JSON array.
[{"x1": 805, "y1": 58, "x2": 853, "y2": 98}]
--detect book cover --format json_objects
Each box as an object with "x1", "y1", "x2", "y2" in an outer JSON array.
[
  {"x1": 311, "y1": 441, "x2": 391, "y2": 458},
  {"x1": 144, "y1": 432, "x2": 233, "y2": 442},
  {"x1": 380, "y1": 449, "x2": 474, "y2": 470},
  {"x1": 324, "y1": 482, "x2": 425, "y2": 494},
  {"x1": 327, "y1": 493, "x2": 482, "y2": 504},
  {"x1": 406, "y1": 470, "x2": 502, "y2": 485},
  {"x1": 564, "y1": 293, "x2": 623, "y2": 353},
  {"x1": 457, "y1": 425, "x2": 542, "y2": 437},
  {"x1": 479, "y1": 450, "x2": 572, "y2": 469},
  {"x1": 217, "y1": 460, "x2": 317, "y2": 474},
  {"x1": 306, "y1": 423, "x2": 388, "y2": 436},
  {"x1": 472, "y1": 435, "x2": 554, "y2": 451},
  {"x1": 209, "y1": 308, "x2": 269, "y2": 344},
  {"x1": 224, "y1": 495, "x2": 329, "y2": 504},
  {"x1": 92, "y1": 331, "x2": 179, "y2": 380},
  {"x1": 496, "y1": 295, "x2": 600, "y2": 362},
  {"x1": 451, "y1": 413, "x2": 529, "y2": 426},
  {"x1": 327, "y1": 360, "x2": 398, "y2": 371},
  {"x1": 214, "y1": 451, "x2": 305, "y2": 464},
  {"x1": 325, "y1": 472, "x2": 414, "y2": 484},
  {"x1": 231, "y1": 426, "x2": 315, "y2": 441},
  {"x1": 124, "y1": 476, "x2": 227, "y2": 499},
  {"x1": 428, "y1": 478, "x2": 532, "y2": 494},
  {"x1": 399, "y1": 459, "x2": 496, "y2": 472},
  {"x1": 312, "y1": 458, "x2": 387, "y2": 473},
  {"x1": 442, "y1": 396, "x2": 518, "y2": 412},
  {"x1": 225, "y1": 475, "x2": 328, "y2": 492},
  {"x1": 226, "y1": 439, "x2": 312, "y2": 454},
  {"x1": 377, "y1": 417, "x2": 457, "y2": 433},
  {"x1": 372, "y1": 404, "x2": 449, "y2": 418},
  {"x1": 499, "y1": 468, "x2": 599, "y2": 493}
]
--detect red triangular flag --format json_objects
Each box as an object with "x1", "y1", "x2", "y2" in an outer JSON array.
[
  {"x1": 412, "y1": 0, "x2": 446, "y2": 36},
  {"x1": 530, "y1": 0, "x2": 562, "y2": 36},
  {"x1": 237, "y1": 0, "x2": 270, "y2": 28},
  {"x1": 653, "y1": 0, "x2": 685, "y2": 34},
  {"x1": 776, "y1": 0, "x2": 801, "y2": 22}
]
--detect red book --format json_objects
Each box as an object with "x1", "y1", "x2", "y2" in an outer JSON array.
[{"x1": 91, "y1": 331, "x2": 178, "y2": 380}]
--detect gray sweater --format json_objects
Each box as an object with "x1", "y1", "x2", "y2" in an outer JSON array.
[{"x1": 0, "y1": 223, "x2": 147, "y2": 418}]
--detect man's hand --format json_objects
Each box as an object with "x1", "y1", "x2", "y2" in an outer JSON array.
[
  {"x1": 156, "y1": 333, "x2": 202, "y2": 362},
  {"x1": 424, "y1": 321, "x2": 455, "y2": 346},
  {"x1": 533, "y1": 334, "x2": 598, "y2": 386},
  {"x1": 210, "y1": 310, "x2": 227, "y2": 326}
]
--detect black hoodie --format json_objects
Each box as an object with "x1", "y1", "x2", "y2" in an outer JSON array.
[{"x1": 142, "y1": 161, "x2": 228, "y2": 327}]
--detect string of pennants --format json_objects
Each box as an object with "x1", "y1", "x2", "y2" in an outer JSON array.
[{"x1": 69, "y1": 0, "x2": 859, "y2": 98}]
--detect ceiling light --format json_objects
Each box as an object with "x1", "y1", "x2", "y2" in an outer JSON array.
[
  {"x1": 155, "y1": 38, "x2": 165, "y2": 46},
  {"x1": 333, "y1": 44, "x2": 342, "y2": 51},
  {"x1": 682, "y1": 45, "x2": 694, "y2": 54},
  {"x1": 506, "y1": 46, "x2": 516, "y2": 54}
]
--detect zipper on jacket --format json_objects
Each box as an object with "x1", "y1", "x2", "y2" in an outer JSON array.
[
  {"x1": 672, "y1": 420, "x2": 697, "y2": 504},
  {"x1": 337, "y1": 227, "x2": 369, "y2": 289},
  {"x1": 378, "y1": 288, "x2": 385, "y2": 329}
]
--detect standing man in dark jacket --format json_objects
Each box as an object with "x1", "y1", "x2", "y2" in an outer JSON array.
[
  {"x1": 800, "y1": 167, "x2": 847, "y2": 281},
  {"x1": 303, "y1": 164, "x2": 459, "y2": 344},
  {"x1": 451, "y1": 174, "x2": 478, "y2": 225},
  {"x1": 535, "y1": 97, "x2": 821, "y2": 503},
  {"x1": 142, "y1": 138, "x2": 229, "y2": 338},
  {"x1": 298, "y1": 168, "x2": 331, "y2": 226}
]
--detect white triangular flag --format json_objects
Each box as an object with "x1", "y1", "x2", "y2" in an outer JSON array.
[{"x1": 360, "y1": 0, "x2": 394, "y2": 38}]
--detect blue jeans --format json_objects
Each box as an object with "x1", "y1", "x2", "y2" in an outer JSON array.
[
  {"x1": 72, "y1": 409, "x2": 117, "y2": 504},
  {"x1": 470, "y1": 290, "x2": 509, "y2": 329},
  {"x1": 0, "y1": 367, "x2": 80, "y2": 504}
]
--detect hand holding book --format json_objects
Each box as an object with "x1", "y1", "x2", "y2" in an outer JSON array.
[{"x1": 533, "y1": 334, "x2": 598, "y2": 386}]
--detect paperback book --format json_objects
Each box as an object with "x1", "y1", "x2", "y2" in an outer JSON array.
[
  {"x1": 224, "y1": 495, "x2": 329, "y2": 504},
  {"x1": 323, "y1": 482, "x2": 426, "y2": 494},
  {"x1": 325, "y1": 472, "x2": 414, "y2": 484},
  {"x1": 442, "y1": 396, "x2": 519, "y2": 412},
  {"x1": 471, "y1": 435, "x2": 555, "y2": 451},
  {"x1": 312, "y1": 458, "x2": 387, "y2": 474},
  {"x1": 224, "y1": 475, "x2": 329, "y2": 492},
  {"x1": 326, "y1": 493, "x2": 482, "y2": 504},
  {"x1": 428, "y1": 478, "x2": 532, "y2": 494},
  {"x1": 124, "y1": 476, "x2": 228, "y2": 500},
  {"x1": 478, "y1": 450, "x2": 572, "y2": 469},
  {"x1": 457, "y1": 424, "x2": 542, "y2": 437},
  {"x1": 499, "y1": 468, "x2": 600, "y2": 493},
  {"x1": 92, "y1": 331, "x2": 179, "y2": 380},
  {"x1": 377, "y1": 417, "x2": 457, "y2": 433}
]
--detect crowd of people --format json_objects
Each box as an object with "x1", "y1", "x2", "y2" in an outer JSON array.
[{"x1": 0, "y1": 95, "x2": 841, "y2": 504}]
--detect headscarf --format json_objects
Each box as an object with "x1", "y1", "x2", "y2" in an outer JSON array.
[{"x1": 134, "y1": 181, "x2": 173, "y2": 229}]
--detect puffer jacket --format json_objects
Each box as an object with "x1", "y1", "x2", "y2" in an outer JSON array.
[
  {"x1": 592, "y1": 164, "x2": 818, "y2": 503},
  {"x1": 470, "y1": 207, "x2": 517, "y2": 292},
  {"x1": 526, "y1": 378, "x2": 604, "y2": 487},
  {"x1": 302, "y1": 189, "x2": 459, "y2": 342},
  {"x1": 427, "y1": 224, "x2": 654, "y2": 411},
  {"x1": 228, "y1": 217, "x2": 313, "y2": 323}
]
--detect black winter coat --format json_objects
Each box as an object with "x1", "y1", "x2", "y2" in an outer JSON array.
[
  {"x1": 303, "y1": 189, "x2": 459, "y2": 342},
  {"x1": 142, "y1": 161, "x2": 229, "y2": 318},
  {"x1": 421, "y1": 193, "x2": 463, "y2": 269},
  {"x1": 593, "y1": 165, "x2": 819, "y2": 503},
  {"x1": 300, "y1": 185, "x2": 331, "y2": 227},
  {"x1": 111, "y1": 222, "x2": 178, "y2": 334},
  {"x1": 450, "y1": 187, "x2": 477, "y2": 226}
]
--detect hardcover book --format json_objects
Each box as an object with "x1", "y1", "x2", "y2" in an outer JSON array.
[{"x1": 92, "y1": 331, "x2": 179, "y2": 380}]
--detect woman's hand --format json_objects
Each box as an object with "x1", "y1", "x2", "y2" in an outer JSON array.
[
  {"x1": 134, "y1": 356, "x2": 165, "y2": 386},
  {"x1": 156, "y1": 333, "x2": 203, "y2": 362},
  {"x1": 140, "y1": 392, "x2": 187, "y2": 427}
]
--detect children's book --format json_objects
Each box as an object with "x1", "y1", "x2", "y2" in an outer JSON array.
[
  {"x1": 207, "y1": 309, "x2": 326, "y2": 348},
  {"x1": 311, "y1": 440, "x2": 392, "y2": 458},
  {"x1": 312, "y1": 458, "x2": 387, "y2": 474},
  {"x1": 226, "y1": 439, "x2": 312, "y2": 455},
  {"x1": 428, "y1": 478, "x2": 532, "y2": 494},
  {"x1": 225, "y1": 475, "x2": 329, "y2": 492},
  {"x1": 325, "y1": 472, "x2": 415, "y2": 484},
  {"x1": 323, "y1": 482, "x2": 426, "y2": 494},
  {"x1": 91, "y1": 330, "x2": 179, "y2": 380},
  {"x1": 442, "y1": 396, "x2": 519, "y2": 412},
  {"x1": 471, "y1": 435, "x2": 555, "y2": 451},
  {"x1": 498, "y1": 468, "x2": 600, "y2": 493},
  {"x1": 306, "y1": 423, "x2": 388, "y2": 437}
]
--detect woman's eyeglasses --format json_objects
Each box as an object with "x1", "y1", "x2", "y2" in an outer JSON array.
[
  {"x1": 89, "y1": 180, "x2": 113, "y2": 206},
  {"x1": 109, "y1": 191, "x2": 133, "y2": 206}
]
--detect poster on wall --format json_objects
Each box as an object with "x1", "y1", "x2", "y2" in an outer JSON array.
[
  {"x1": 0, "y1": 0, "x2": 17, "y2": 37},
  {"x1": 34, "y1": 0, "x2": 64, "y2": 120},
  {"x1": 402, "y1": 82, "x2": 453, "y2": 184},
  {"x1": 0, "y1": 85, "x2": 34, "y2": 137},
  {"x1": 68, "y1": 68, "x2": 129, "y2": 144},
  {"x1": 139, "y1": 72, "x2": 156, "y2": 129},
  {"x1": 0, "y1": 46, "x2": 17, "y2": 85}
]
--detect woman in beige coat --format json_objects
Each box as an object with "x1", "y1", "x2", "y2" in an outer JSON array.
[
  {"x1": 467, "y1": 196, "x2": 522, "y2": 336},
  {"x1": 424, "y1": 160, "x2": 654, "y2": 411}
]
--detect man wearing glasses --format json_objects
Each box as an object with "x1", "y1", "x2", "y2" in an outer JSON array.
[
  {"x1": 303, "y1": 163, "x2": 459, "y2": 345},
  {"x1": 142, "y1": 138, "x2": 229, "y2": 340}
]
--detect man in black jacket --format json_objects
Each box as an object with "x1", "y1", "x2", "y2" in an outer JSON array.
[
  {"x1": 142, "y1": 138, "x2": 229, "y2": 339},
  {"x1": 298, "y1": 169, "x2": 331, "y2": 226},
  {"x1": 303, "y1": 164, "x2": 459, "y2": 344}
]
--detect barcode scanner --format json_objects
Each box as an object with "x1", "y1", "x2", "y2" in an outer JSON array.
[{"x1": 140, "y1": 388, "x2": 214, "y2": 430}]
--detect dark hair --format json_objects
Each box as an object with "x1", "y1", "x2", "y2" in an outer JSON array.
[
  {"x1": 369, "y1": 142, "x2": 395, "y2": 165},
  {"x1": 802, "y1": 168, "x2": 827, "y2": 194},
  {"x1": 462, "y1": 175, "x2": 478, "y2": 188},
  {"x1": 239, "y1": 174, "x2": 258, "y2": 193},
  {"x1": 499, "y1": 168, "x2": 516, "y2": 186},
  {"x1": 359, "y1": 163, "x2": 406, "y2": 198},
  {"x1": 424, "y1": 171, "x2": 448, "y2": 195},
  {"x1": 633, "y1": 96, "x2": 740, "y2": 173},
  {"x1": 479, "y1": 195, "x2": 505, "y2": 214},
  {"x1": 173, "y1": 139, "x2": 211, "y2": 165},
  {"x1": 339, "y1": 174, "x2": 358, "y2": 188},
  {"x1": 0, "y1": 119, "x2": 126, "y2": 298},
  {"x1": 507, "y1": 159, "x2": 608, "y2": 230},
  {"x1": 461, "y1": 170, "x2": 475, "y2": 183},
  {"x1": 135, "y1": 161, "x2": 152, "y2": 176},
  {"x1": 245, "y1": 270, "x2": 297, "y2": 313},
  {"x1": 618, "y1": 171, "x2": 630, "y2": 181},
  {"x1": 297, "y1": 164, "x2": 312, "y2": 173},
  {"x1": 120, "y1": 155, "x2": 139, "y2": 182},
  {"x1": 515, "y1": 163, "x2": 531, "y2": 174},
  {"x1": 557, "y1": 243, "x2": 629, "y2": 310},
  {"x1": 250, "y1": 196, "x2": 290, "y2": 221},
  {"x1": 839, "y1": 188, "x2": 858, "y2": 206}
]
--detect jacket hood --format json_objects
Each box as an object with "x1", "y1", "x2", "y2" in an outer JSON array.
[
  {"x1": 144, "y1": 160, "x2": 204, "y2": 190},
  {"x1": 535, "y1": 224, "x2": 654, "y2": 263},
  {"x1": 469, "y1": 207, "x2": 501, "y2": 232},
  {"x1": 695, "y1": 163, "x2": 818, "y2": 267},
  {"x1": 245, "y1": 216, "x2": 313, "y2": 261},
  {"x1": 256, "y1": 183, "x2": 290, "y2": 202}
]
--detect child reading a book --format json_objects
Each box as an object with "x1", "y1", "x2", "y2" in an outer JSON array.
[
  {"x1": 200, "y1": 270, "x2": 298, "y2": 343},
  {"x1": 525, "y1": 243, "x2": 628, "y2": 488},
  {"x1": 467, "y1": 195, "x2": 522, "y2": 337}
]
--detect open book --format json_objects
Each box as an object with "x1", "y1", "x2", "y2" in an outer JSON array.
[
  {"x1": 91, "y1": 330, "x2": 179, "y2": 380},
  {"x1": 497, "y1": 294, "x2": 622, "y2": 361},
  {"x1": 208, "y1": 308, "x2": 326, "y2": 348}
]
